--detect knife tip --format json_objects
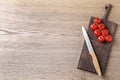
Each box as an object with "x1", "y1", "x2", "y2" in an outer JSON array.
[
  {"x1": 82, "y1": 26, "x2": 84, "y2": 28},
  {"x1": 82, "y1": 26, "x2": 85, "y2": 31}
]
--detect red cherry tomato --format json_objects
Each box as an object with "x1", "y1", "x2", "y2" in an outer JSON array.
[
  {"x1": 102, "y1": 29, "x2": 108, "y2": 36},
  {"x1": 90, "y1": 23, "x2": 98, "y2": 31},
  {"x1": 94, "y1": 18, "x2": 101, "y2": 24},
  {"x1": 98, "y1": 35, "x2": 105, "y2": 42},
  {"x1": 99, "y1": 23, "x2": 105, "y2": 30},
  {"x1": 105, "y1": 35, "x2": 112, "y2": 42},
  {"x1": 94, "y1": 30, "x2": 102, "y2": 37}
]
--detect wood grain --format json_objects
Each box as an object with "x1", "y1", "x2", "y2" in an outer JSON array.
[{"x1": 0, "y1": 0, "x2": 120, "y2": 80}]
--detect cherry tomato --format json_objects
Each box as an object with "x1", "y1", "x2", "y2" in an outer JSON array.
[
  {"x1": 90, "y1": 23, "x2": 98, "y2": 31},
  {"x1": 98, "y1": 35, "x2": 105, "y2": 42},
  {"x1": 99, "y1": 23, "x2": 105, "y2": 30},
  {"x1": 94, "y1": 30, "x2": 102, "y2": 37},
  {"x1": 105, "y1": 35, "x2": 112, "y2": 42},
  {"x1": 102, "y1": 29, "x2": 108, "y2": 36},
  {"x1": 94, "y1": 18, "x2": 101, "y2": 24}
]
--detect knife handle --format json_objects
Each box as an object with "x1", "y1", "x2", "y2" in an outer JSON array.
[
  {"x1": 102, "y1": 4, "x2": 112, "y2": 20},
  {"x1": 91, "y1": 52, "x2": 102, "y2": 76}
]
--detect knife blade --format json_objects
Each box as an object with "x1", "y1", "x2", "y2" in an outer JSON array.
[{"x1": 82, "y1": 26, "x2": 102, "y2": 76}]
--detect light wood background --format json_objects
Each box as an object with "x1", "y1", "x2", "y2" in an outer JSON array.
[{"x1": 0, "y1": 0, "x2": 119, "y2": 80}]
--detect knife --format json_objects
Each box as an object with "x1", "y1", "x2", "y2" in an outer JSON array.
[{"x1": 82, "y1": 26, "x2": 102, "y2": 76}]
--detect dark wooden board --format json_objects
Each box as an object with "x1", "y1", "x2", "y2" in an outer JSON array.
[{"x1": 77, "y1": 16, "x2": 117, "y2": 75}]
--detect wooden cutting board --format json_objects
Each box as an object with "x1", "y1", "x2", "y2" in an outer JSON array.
[{"x1": 77, "y1": 4, "x2": 117, "y2": 75}]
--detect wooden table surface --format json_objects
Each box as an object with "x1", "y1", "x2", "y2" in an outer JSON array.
[{"x1": 0, "y1": 0, "x2": 119, "y2": 80}]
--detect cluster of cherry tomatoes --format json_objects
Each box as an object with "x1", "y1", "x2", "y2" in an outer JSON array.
[{"x1": 90, "y1": 17, "x2": 112, "y2": 43}]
